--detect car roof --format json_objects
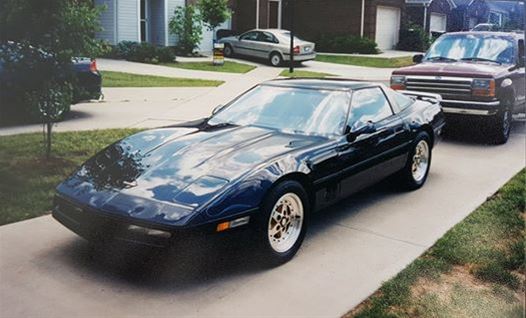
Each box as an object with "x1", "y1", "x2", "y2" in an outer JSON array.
[
  {"x1": 443, "y1": 31, "x2": 523, "y2": 39},
  {"x1": 261, "y1": 78, "x2": 378, "y2": 91}
]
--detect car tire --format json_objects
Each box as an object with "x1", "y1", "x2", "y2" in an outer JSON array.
[
  {"x1": 491, "y1": 108, "x2": 512, "y2": 145},
  {"x1": 224, "y1": 44, "x2": 234, "y2": 57},
  {"x1": 269, "y1": 52, "x2": 283, "y2": 67},
  {"x1": 254, "y1": 180, "x2": 309, "y2": 266},
  {"x1": 398, "y1": 131, "x2": 432, "y2": 190}
]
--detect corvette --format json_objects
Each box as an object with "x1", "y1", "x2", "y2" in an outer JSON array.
[{"x1": 53, "y1": 79, "x2": 445, "y2": 265}]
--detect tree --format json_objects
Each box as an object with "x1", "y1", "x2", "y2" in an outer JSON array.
[
  {"x1": 197, "y1": 0, "x2": 230, "y2": 39},
  {"x1": 0, "y1": 0, "x2": 104, "y2": 157},
  {"x1": 169, "y1": 5, "x2": 203, "y2": 55}
]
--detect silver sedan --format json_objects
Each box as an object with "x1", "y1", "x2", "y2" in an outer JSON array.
[{"x1": 219, "y1": 29, "x2": 316, "y2": 67}]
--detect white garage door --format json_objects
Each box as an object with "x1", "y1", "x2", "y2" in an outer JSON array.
[
  {"x1": 430, "y1": 13, "x2": 447, "y2": 33},
  {"x1": 375, "y1": 6, "x2": 401, "y2": 50}
]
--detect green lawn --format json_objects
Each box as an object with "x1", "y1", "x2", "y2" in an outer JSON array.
[
  {"x1": 102, "y1": 71, "x2": 223, "y2": 87},
  {"x1": 315, "y1": 54, "x2": 414, "y2": 68},
  {"x1": 162, "y1": 61, "x2": 256, "y2": 73},
  {"x1": 279, "y1": 69, "x2": 334, "y2": 78},
  {"x1": 0, "y1": 129, "x2": 141, "y2": 225},
  {"x1": 347, "y1": 169, "x2": 525, "y2": 318}
]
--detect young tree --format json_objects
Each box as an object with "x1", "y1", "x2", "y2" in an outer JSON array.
[
  {"x1": 0, "y1": 0, "x2": 104, "y2": 157},
  {"x1": 169, "y1": 5, "x2": 203, "y2": 55},
  {"x1": 197, "y1": 0, "x2": 230, "y2": 41}
]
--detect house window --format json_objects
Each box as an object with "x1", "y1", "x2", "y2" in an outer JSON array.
[
  {"x1": 489, "y1": 11, "x2": 503, "y2": 26},
  {"x1": 430, "y1": 13, "x2": 447, "y2": 33}
]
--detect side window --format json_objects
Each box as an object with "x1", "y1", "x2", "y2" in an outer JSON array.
[
  {"x1": 385, "y1": 87, "x2": 413, "y2": 111},
  {"x1": 258, "y1": 32, "x2": 277, "y2": 43},
  {"x1": 349, "y1": 88, "x2": 393, "y2": 127},
  {"x1": 240, "y1": 31, "x2": 258, "y2": 41}
]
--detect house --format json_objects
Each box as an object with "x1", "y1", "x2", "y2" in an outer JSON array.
[
  {"x1": 229, "y1": 0, "x2": 407, "y2": 50},
  {"x1": 407, "y1": 0, "x2": 525, "y2": 33},
  {"x1": 406, "y1": 0, "x2": 455, "y2": 34},
  {"x1": 94, "y1": 0, "x2": 231, "y2": 52}
]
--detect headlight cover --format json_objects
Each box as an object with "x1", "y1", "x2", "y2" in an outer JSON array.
[
  {"x1": 390, "y1": 75, "x2": 406, "y2": 90},
  {"x1": 472, "y1": 78, "x2": 495, "y2": 97}
]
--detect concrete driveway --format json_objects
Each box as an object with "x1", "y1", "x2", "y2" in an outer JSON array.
[{"x1": 1, "y1": 122, "x2": 524, "y2": 317}]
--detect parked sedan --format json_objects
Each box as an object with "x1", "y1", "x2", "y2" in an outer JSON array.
[
  {"x1": 53, "y1": 79, "x2": 444, "y2": 265},
  {"x1": 219, "y1": 29, "x2": 316, "y2": 66}
]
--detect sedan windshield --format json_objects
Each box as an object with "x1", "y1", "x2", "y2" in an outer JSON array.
[
  {"x1": 425, "y1": 34, "x2": 515, "y2": 65},
  {"x1": 208, "y1": 85, "x2": 350, "y2": 137}
]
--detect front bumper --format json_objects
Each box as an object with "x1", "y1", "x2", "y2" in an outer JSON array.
[
  {"x1": 441, "y1": 99, "x2": 500, "y2": 116},
  {"x1": 52, "y1": 195, "x2": 257, "y2": 248}
]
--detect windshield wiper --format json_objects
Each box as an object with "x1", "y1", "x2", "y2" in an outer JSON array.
[
  {"x1": 426, "y1": 56, "x2": 458, "y2": 62},
  {"x1": 460, "y1": 57, "x2": 502, "y2": 65}
]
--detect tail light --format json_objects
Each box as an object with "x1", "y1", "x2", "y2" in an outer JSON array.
[
  {"x1": 293, "y1": 46, "x2": 300, "y2": 55},
  {"x1": 89, "y1": 59, "x2": 98, "y2": 73}
]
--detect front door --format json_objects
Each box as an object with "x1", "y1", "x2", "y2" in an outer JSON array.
[{"x1": 268, "y1": 1, "x2": 280, "y2": 29}]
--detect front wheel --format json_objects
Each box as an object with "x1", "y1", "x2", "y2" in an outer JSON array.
[
  {"x1": 223, "y1": 44, "x2": 234, "y2": 57},
  {"x1": 397, "y1": 131, "x2": 432, "y2": 190},
  {"x1": 490, "y1": 108, "x2": 512, "y2": 144},
  {"x1": 255, "y1": 180, "x2": 309, "y2": 266}
]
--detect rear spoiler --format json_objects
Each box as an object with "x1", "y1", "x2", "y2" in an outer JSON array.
[{"x1": 398, "y1": 90, "x2": 442, "y2": 104}]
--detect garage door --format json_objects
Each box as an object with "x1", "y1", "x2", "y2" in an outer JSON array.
[
  {"x1": 375, "y1": 6, "x2": 401, "y2": 50},
  {"x1": 430, "y1": 13, "x2": 447, "y2": 33}
]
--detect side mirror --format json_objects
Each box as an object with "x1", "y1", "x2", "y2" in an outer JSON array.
[
  {"x1": 212, "y1": 104, "x2": 225, "y2": 115},
  {"x1": 347, "y1": 121, "x2": 376, "y2": 142},
  {"x1": 413, "y1": 54, "x2": 424, "y2": 64},
  {"x1": 517, "y1": 56, "x2": 525, "y2": 68}
]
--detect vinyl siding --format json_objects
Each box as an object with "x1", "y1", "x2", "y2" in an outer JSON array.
[
  {"x1": 95, "y1": 0, "x2": 116, "y2": 44},
  {"x1": 117, "y1": 0, "x2": 140, "y2": 42}
]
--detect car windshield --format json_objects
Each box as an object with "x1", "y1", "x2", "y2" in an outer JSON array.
[
  {"x1": 208, "y1": 85, "x2": 350, "y2": 137},
  {"x1": 425, "y1": 34, "x2": 515, "y2": 64},
  {"x1": 275, "y1": 31, "x2": 304, "y2": 42}
]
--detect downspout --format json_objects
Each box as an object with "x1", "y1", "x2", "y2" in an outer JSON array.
[
  {"x1": 360, "y1": 0, "x2": 365, "y2": 37},
  {"x1": 164, "y1": 0, "x2": 168, "y2": 46},
  {"x1": 256, "y1": 0, "x2": 260, "y2": 28},
  {"x1": 114, "y1": 0, "x2": 119, "y2": 44}
]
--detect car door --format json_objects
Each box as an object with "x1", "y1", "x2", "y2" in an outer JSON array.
[
  {"x1": 257, "y1": 31, "x2": 279, "y2": 58},
  {"x1": 338, "y1": 87, "x2": 410, "y2": 198},
  {"x1": 234, "y1": 31, "x2": 259, "y2": 56}
]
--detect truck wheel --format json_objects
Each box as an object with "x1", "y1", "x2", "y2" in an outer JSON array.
[
  {"x1": 224, "y1": 44, "x2": 233, "y2": 57},
  {"x1": 397, "y1": 131, "x2": 432, "y2": 190},
  {"x1": 491, "y1": 108, "x2": 512, "y2": 144},
  {"x1": 255, "y1": 180, "x2": 309, "y2": 266}
]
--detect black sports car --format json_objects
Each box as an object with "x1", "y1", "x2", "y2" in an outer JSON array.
[{"x1": 53, "y1": 79, "x2": 445, "y2": 265}]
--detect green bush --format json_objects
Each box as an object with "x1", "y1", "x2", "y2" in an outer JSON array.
[
  {"x1": 317, "y1": 35, "x2": 379, "y2": 54},
  {"x1": 169, "y1": 5, "x2": 203, "y2": 55},
  {"x1": 111, "y1": 41, "x2": 176, "y2": 64},
  {"x1": 397, "y1": 24, "x2": 430, "y2": 52}
]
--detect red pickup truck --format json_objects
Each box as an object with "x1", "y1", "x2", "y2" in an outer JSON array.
[{"x1": 391, "y1": 31, "x2": 525, "y2": 144}]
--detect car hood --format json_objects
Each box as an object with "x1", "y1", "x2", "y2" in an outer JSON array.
[
  {"x1": 57, "y1": 125, "x2": 324, "y2": 226},
  {"x1": 393, "y1": 62, "x2": 511, "y2": 78}
]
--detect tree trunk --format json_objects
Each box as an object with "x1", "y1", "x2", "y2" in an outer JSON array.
[{"x1": 46, "y1": 121, "x2": 52, "y2": 159}]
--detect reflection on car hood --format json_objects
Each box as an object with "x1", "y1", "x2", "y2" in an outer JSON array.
[
  {"x1": 57, "y1": 125, "x2": 324, "y2": 225},
  {"x1": 393, "y1": 62, "x2": 510, "y2": 78}
]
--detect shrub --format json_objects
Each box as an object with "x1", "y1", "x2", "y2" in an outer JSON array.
[
  {"x1": 396, "y1": 23, "x2": 431, "y2": 52},
  {"x1": 112, "y1": 41, "x2": 175, "y2": 64},
  {"x1": 316, "y1": 35, "x2": 378, "y2": 54},
  {"x1": 169, "y1": 5, "x2": 203, "y2": 55}
]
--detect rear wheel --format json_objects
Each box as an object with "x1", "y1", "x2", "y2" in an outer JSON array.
[
  {"x1": 269, "y1": 52, "x2": 283, "y2": 67},
  {"x1": 224, "y1": 44, "x2": 233, "y2": 57},
  {"x1": 255, "y1": 180, "x2": 309, "y2": 266},
  {"x1": 398, "y1": 131, "x2": 432, "y2": 190},
  {"x1": 490, "y1": 108, "x2": 512, "y2": 144}
]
